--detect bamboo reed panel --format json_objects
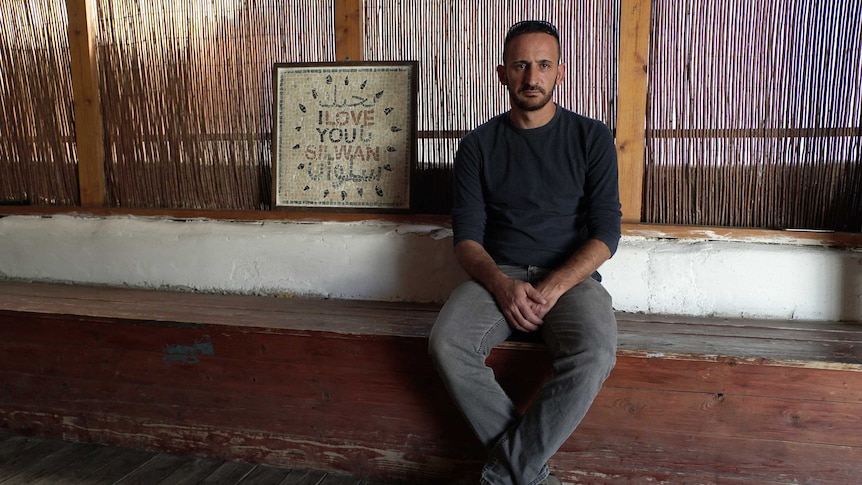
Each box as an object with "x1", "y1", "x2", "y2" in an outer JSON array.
[
  {"x1": 363, "y1": 0, "x2": 619, "y2": 213},
  {"x1": 5, "y1": 0, "x2": 861, "y2": 228},
  {"x1": 644, "y1": 0, "x2": 862, "y2": 231},
  {"x1": 0, "y1": 0, "x2": 79, "y2": 206},
  {"x1": 95, "y1": 0, "x2": 335, "y2": 209}
]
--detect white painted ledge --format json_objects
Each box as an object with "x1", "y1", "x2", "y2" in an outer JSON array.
[{"x1": 1, "y1": 215, "x2": 860, "y2": 321}]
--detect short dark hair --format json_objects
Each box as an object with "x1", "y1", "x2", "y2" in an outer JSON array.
[{"x1": 503, "y1": 20, "x2": 561, "y2": 63}]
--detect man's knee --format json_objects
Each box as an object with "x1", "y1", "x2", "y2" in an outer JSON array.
[
  {"x1": 428, "y1": 307, "x2": 473, "y2": 373},
  {"x1": 427, "y1": 320, "x2": 451, "y2": 364},
  {"x1": 594, "y1": 338, "x2": 617, "y2": 380}
]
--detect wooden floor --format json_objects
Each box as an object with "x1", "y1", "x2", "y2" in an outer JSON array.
[{"x1": 0, "y1": 430, "x2": 404, "y2": 485}]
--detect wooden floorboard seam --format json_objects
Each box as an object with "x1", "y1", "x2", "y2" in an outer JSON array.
[{"x1": 0, "y1": 432, "x2": 406, "y2": 485}]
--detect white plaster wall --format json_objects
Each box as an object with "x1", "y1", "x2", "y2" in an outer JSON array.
[
  {"x1": 0, "y1": 215, "x2": 465, "y2": 302},
  {"x1": 1, "y1": 214, "x2": 860, "y2": 321},
  {"x1": 600, "y1": 238, "x2": 862, "y2": 321}
]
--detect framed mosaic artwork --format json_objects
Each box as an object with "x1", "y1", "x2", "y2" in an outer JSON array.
[{"x1": 272, "y1": 61, "x2": 418, "y2": 211}]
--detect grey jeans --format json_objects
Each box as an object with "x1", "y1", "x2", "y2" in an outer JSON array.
[{"x1": 429, "y1": 265, "x2": 617, "y2": 485}]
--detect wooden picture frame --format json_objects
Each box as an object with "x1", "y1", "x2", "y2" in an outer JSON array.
[{"x1": 271, "y1": 61, "x2": 418, "y2": 211}]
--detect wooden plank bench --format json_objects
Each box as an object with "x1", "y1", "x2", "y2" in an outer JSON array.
[{"x1": 1, "y1": 280, "x2": 861, "y2": 484}]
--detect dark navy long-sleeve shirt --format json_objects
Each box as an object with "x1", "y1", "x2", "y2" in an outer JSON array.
[{"x1": 452, "y1": 105, "x2": 622, "y2": 272}]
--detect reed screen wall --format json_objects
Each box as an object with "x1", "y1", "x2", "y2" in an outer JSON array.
[
  {"x1": 645, "y1": 0, "x2": 862, "y2": 231},
  {"x1": 0, "y1": 0, "x2": 860, "y2": 233},
  {"x1": 97, "y1": 0, "x2": 335, "y2": 209},
  {"x1": 1, "y1": 0, "x2": 79, "y2": 206},
  {"x1": 364, "y1": 0, "x2": 619, "y2": 214}
]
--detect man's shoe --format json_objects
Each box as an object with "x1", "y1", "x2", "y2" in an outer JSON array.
[{"x1": 541, "y1": 475, "x2": 562, "y2": 485}]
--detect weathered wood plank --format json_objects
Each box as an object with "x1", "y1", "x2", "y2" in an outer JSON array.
[
  {"x1": 2, "y1": 280, "x2": 860, "y2": 366},
  {"x1": 2, "y1": 280, "x2": 862, "y2": 484},
  {"x1": 0, "y1": 437, "x2": 71, "y2": 482},
  {"x1": 2, "y1": 316, "x2": 860, "y2": 406},
  {"x1": 0, "y1": 404, "x2": 479, "y2": 477},
  {"x1": 334, "y1": 0, "x2": 363, "y2": 61},
  {"x1": 3, "y1": 307, "x2": 860, "y2": 370},
  {"x1": 2, "y1": 316, "x2": 861, "y2": 455},
  {"x1": 8, "y1": 306, "x2": 862, "y2": 370},
  {"x1": 4, "y1": 356, "x2": 859, "y2": 450},
  {"x1": 281, "y1": 470, "x2": 327, "y2": 485},
  {"x1": 0, "y1": 370, "x2": 472, "y2": 446},
  {"x1": 0, "y1": 435, "x2": 36, "y2": 463},
  {"x1": 618, "y1": 310, "x2": 862, "y2": 332},
  {"x1": 554, "y1": 466, "x2": 790, "y2": 485},
  {"x1": 2, "y1": 279, "x2": 858, "y2": 346},
  {"x1": 155, "y1": 456, "x2": 224, "y2": 485},
  {"x1": 238, "y1": 465, "x2": 293, "y2": 484},
  {"x1": 3, "y1": 442, "x2": 100, "y2": 483},
  {"x1": 1, "y1": 408, "x2": 470, "y2": 483},
  {"x1": 319, "y1": 474, "x2": 363, "y2": 484},
  {"x1": 6, "y1": 403, "x2": 858, "y2": 485},
  {"x1": 4, "y1": 367, "x2": 862, "y2": 480},
  {"x1": 0, "y1": 301, "x2": 435, "y2": 338},
  {"x1": 609, "y1": 354, "x2": 862, "y2": 402},
  {"x1": 0, "y1": 434, "x2": 354, "y2": 485},
  {"x1": 66, "y1": 0, "x2": 106, "y2": 207},
  {"x1": 29, "y1": 444, "x2": 131, "y2": 485},
  {"x1": 0, "y1": 338, "x2": 458, "y2": 410},
  {"x1": 1, "y1": 279, "x2": 543, "y2": 321},
  {"x1": 554, "y1": 425, "x2": 861, "y2": 485},
  {"x1": 616, "y1": 331, "x2": 862, "y2": 365},
  {"x1": 615, "y1": 0, "x2": 652, "y2": 222},
  {"x1": 112, "y1": 453, "x2": 193, "y2": 485},
  {"x1": 69, "y1": 448, "x2": 162, "y2": 485},
  {"x1": 197, "y1": 461, "x2": 257, "y2": 484}
]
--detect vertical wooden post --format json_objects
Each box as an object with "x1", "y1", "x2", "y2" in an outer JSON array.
[
  {"x1": 67, "y1": 0, "x2": 106, "y2": 207},
  {"x1": 616, "y1": 0, "x2": 652, "y2": 223},
  {"x1": 335, "y1": 0, "x2": 364, "y2": 61}
]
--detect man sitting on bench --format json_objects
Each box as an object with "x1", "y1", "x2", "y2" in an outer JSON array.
[{"x1": 429, "y1": 20, "x2": 622, "y2": 485}]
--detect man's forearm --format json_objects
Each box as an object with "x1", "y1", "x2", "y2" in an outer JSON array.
[
  {"x1": 454, "y1": 240, "x2": 509, "y2": 294},
  {"x1": 454, "y1": 239, "x2": 550, "y2": 331},
  {"x1": 538, "y1": 238, "x2": 611, "y2": 298}
]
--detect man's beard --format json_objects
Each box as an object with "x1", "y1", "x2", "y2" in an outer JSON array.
[{"x1": 510, "y1": 84, "x2": 555, "y2": 112}]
